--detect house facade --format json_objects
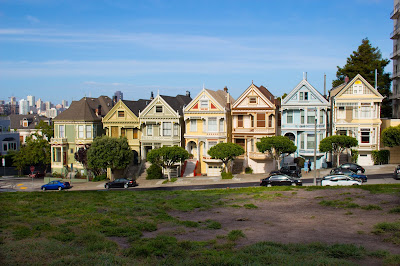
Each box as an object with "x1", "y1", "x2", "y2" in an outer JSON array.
[
  {"x1": 50, "y1": 96, "x2": 112, "y2": 175},
  {"x1": 102, "y1": 99, "x2": 149, "y2": 164},
  {"x1": 231, "y1": 83, "x2": 280, "y2": 174},
  {"x1": 390, "y1": 0, "x2": 400, "y2": 118},
  {"x1": 183, "y1": 88, "x2": 233, "y2": 176},
  {"x1": 281, "y1": 78, "x2": 329, "y2": 169},
  {"x1": 139, "y1": 93, "x2": 192, "y2": 160},
  {"x1": 330, "y1": 74, "x2": 383, "y2": 166},
  {"x1": 0, "y1": 117, "x2": 20, "y2": 155},
  {"x1": 9, "y1": 114, "x2": 51, "y2": 144}
]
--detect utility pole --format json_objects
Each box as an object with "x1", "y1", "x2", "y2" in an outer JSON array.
[{"x1": 314, "y1": 114, "x2": 317, "y2": 186}]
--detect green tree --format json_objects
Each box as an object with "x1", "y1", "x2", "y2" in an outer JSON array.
[
  {"x1": 208, "y1": 142, "x2": 244, "y2": 173},
  {"x1": 381, "y1": 125, "x2": 400, "y2": 147},
  {"x1": 319, "y1": 135, "x2": 358, "y2": 167},
  {"x1": 87, "y1": 136, "x2": 133, "y2": 178},
  {"x1": 147, "y1": 146, "x2": 189, "y2": 181},
  {"x1": 35, "y1": 120, "x2": 54, "y2": 142},
  {"x1": 332, "y1": 38, "x2": 391, "y2": 117},
  {"x1": 256, "y1": 136, "x2": 297, "y2": 170},
  {"x1": 74, "y1": 144, "x2": 90, "y2": 171}
]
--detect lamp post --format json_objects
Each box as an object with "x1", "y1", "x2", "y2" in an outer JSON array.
[{"x1": 314, "y1": 117, "x2": 317, "y2": 185}]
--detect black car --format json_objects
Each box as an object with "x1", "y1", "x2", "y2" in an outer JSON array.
[
  {"x1": 279, "y1": 164, "x2": 302, "y2": 178},
  {"x1": 330, "y1": 168, "x2": 368, "y2": 182},
  {"x1": 105, "y1": 178, "x2": 137, "y2": 189},
  {"x1": 260, "y1": 174, "x2": 302, "y2": 187},
  {"x1": 339, "y1": 163, "x2": 365, "y2": 174},
  {"x1": 394, "y1": 165, "x2": 400, "y2": 180}
]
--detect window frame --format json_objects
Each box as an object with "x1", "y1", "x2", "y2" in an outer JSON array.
[
  {"x1": 156, "y1": 106, "x2": 163, "y2": 113},
  {"x1": 147, "y1": 124, "x2": 153, "y2": 136},
  {"x1": 208, "y1": 118, "x2": 217, "y2": 132},
  {"x1": 249, "y1": 97, "x2": 257, "y2": 104},
  {"x1": 163, "y1": 122, "x2": 172, "y2": 136},
  {"x1": 190, "y1": 120, "x2": 197, "y2": 132},
  {"x1": 286, "y1": 110, "x2": 293, "y2": 124},
  {"x1": 257, "y1": 113, "x2": 265, "y2": 128}
]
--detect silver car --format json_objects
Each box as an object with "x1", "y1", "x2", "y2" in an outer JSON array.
[{"x1": 321, "y1": 175, "x2": 362, "y2": 186}]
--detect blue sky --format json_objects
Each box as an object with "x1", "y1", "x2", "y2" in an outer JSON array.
[{"x1": 0, "y1": 0, "x2": 393, "y2": 104}]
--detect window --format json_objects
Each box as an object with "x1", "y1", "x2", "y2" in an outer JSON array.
[
  {"x1": 250, "y1": 115, "x2": 254, "y2": 127},
  {"x1": 163, "y1": 122, "x2": 172, "y2": 136},
  {"x1": 3, "y1": 143, "x2": 7, "y2": 152},
  {"x1": 53, "y1": 147, "x2": 61, "y2": 162},
  {"x1": 300, "y1": 92, "x2": 304, "y2": 101},
  {"x1": 147, "y1": 124, "x2": 153, "y2": 136},
  {"x1": 268, "y1": 115, "x2": 273, "y2": 127},
  {"x1": 307, "y1": 110, "x2": 315, "y2": 124},
  {"x1": 257, "y1": 113, "x2": 265, "y2": 127},
  {"x1": 93, "y1": 126, "x2": 97, "y2": 138},
  {"x1": 208, "y1": 118, "x2": 217, "y2": 132},
  {"x1": 320, "y1": 110, "x2": 324, "y2": 124},
  {"x1": 300, "y1": 133, "x2": 304, "y2": 149},
  {"x1": 190, "y1": 120, "x2": 197, "y2": 132},
  {"x1": 249, "y1": 97, "x2": 257, "y2": 104},
  {"x1": 156, "y1": 106, "x2": 163, "y2": 113},
  {"x1": 361, "y1": 129, "x2": 370, "y2": 144},
  {"x1": 78, "y1": 125, "x2": 84, "y2": 138},
  {"x1": 118, "y1": 111, "x2": 124, "y2": 117},
  {"x1": 360, "y1": 103, "x2": 371, "y2": 118},
  {"x1": 238, "y1": 115, "x2": 243, "y2": 127},
  {"x1": 287, "y1": 110, "x2": 293, "y2": 124},
  {"x1": 208, "y1": 141, "x2": 217, "y2": 150},
  {"x1": 121, "y1": 128, "x2": 126, "y2": 137},
  {"x1": 200, "y1": 100, "x2": 208, "y2": 109},
  {"x1": 59, "y1": 125, "x2": 65, "y2": 138},
  {"x1": 86, "y1": 125, "x2": 92, "y2": 139},
  {"x1": 307, "y1": 134, "x2": 315, "y2": 149},
  {"x1": 353, "y1": 84, "x2": 363, "y2": 94},
  {"x1": 219, "y1": 119, "x2": 224, "y2": 132},
  {"x1": 300, "y1": 110, "x2": 304, "y2": 124},
  {"x1": 338, "y1": 106, "x2": 345, "y2": 119},
  {"x1": 304, "y1": 92, "x2": 308, "y2": 100},
  {"x1": 133, "y1": 129, "x2": 138, "y2": 139},
  {"x1": 173, "y1": 123, "x2": 179, "y2": 136}
]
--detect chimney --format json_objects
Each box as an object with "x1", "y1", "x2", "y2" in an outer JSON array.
[
  {"x1": 112, "y1": 96, "x2": 118, "y2": 106},
  {"x1": 150, "y1": 91, "x2": 154, "y2": 100},
  {"x1": 224, "y1": 86, "x2": 228, "y2": 93},
  {"x1": 186, "y1": 90, "x2": 190, "y2": 97},
  {"x1": 96, "y1": 105, "x2": 102, "y2": 116},
  {"x1": 345, "y1": 76, "x2": 349, "y2": 83}
]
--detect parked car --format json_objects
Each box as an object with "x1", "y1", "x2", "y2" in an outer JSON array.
[
  {"x1": 29, "y1": 171, "x2": 45, "y2": 178},
  {"x1": 339, "y1": 163, "x2": 365, "y2": 174},
  {"x1": 41, "y1": 180, "x2": 71, "y2": 191},
  {"x1": 330, "y1": 168, "x2": 367, "y2": 182},
  {"x1": 394, "y1": 165, "x2": 400, "y2": 180},
  {"x1": 321, "y1": 175, "x2": 362, "y2": 186},
  {"x1": 260, "y1": 174, "x2": 302, "y2": 187},
  {"x1": 279, "y1": 164, "x2": 302, "y2": 178},
  {"x1": 104, "y1": 178, "x2": 137, "y2": 189}
]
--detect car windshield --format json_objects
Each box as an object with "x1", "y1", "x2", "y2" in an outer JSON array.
[{"x1": 289, "y1": 166, "x2": 297, "y2": 170}]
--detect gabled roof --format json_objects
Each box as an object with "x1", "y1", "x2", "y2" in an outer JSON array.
[
  {"x1": 160, "y1": 95, "x2": 192, "y2": 115},
  {"x1": 282, "y1": 79, "x2": 328, "y2": 105},
  {"x1": 123, "y1": 99, "x2": 150, "y2": 116},
  {"x1": 330, "y1": 74, "x2": 384, "y2": 99},
  {"x1": 53, "y1": 96, "x2": 112, "y2": 122},
  {"x1": 9, "y1": 114, "x2": 51, "y2": 129},
  {"x1": 329, "y1": 83, "x2": 347, "y2": 98},
  {"x1": 232, "y1": 83, "x2": 278, "y2": 108},
  {"x1": 205, "y1": 89, "x2": 235, "y2": 109}
]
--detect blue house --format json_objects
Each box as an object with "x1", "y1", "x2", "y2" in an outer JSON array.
[
  {"x1": 281, "y1": 77, "x2": 329, "y2": 169},
  {"x1": 0, "y1": 117, "x2": 20, "y2": 156}
]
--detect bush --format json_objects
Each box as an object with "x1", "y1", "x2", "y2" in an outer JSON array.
[
  {"x1": 294, "y1": 157, "x2": 305, "y2": 168},
  {"x1": 245, "y1": 167, "x2": 253, "y2": 174},
  {"x1": 221, "y1": 171, "x2": 233, "y2": 179},
  {"x1": 350, "y1": 149, "x2": 359, "y2": 163},
  {"x1": 371, "y1": 150, "x2": 390, "y2": 165},
  {"x1": 92, "y1": 174, "x2": 108, "y2": 182},
  {"x1": 146, "y1": 164, "x2": 163, "y2": 180}
]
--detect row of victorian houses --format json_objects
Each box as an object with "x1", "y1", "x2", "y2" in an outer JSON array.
[{"x1": 48, "y1": 74, "x2": 390, "y2": 178}]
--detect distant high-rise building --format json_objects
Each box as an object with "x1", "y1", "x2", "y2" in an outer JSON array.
[
  {"x1": 10, "y1": 97, "x2": 16, "y2": 106},
  {"x1": 27, "y1": 95, "x2": 35, "y2": 107},
  {"x1": 62, "y1": 100, "x2": 68, "y2": 108},
  {"x1": 45, "y1": 108, "x2": 59, "y2": 118},
  {"x1": 45, "y1": 101, "x2": 51, "y2": 110},
  {"x1": 19, "y1": 99, "x2": 29, "y2": 115},
  {"x1": 36, "y1": 98, "x2": 43, "y2": 112},
  {"x1": 391, "y1": 0, "x2": 400, "y2": 117},
  {"x1": 114, "y1": 91, "x2": 123, "y2": 102}
]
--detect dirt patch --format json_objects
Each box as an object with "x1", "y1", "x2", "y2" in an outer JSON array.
[
  {"x1": 147, "y1": 188, "x2": 400, "y2": 253},
  {"x1": 107, "y1": 236, "x2": 130, "y2": 249}
]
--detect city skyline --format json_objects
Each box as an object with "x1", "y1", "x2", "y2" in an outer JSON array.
[{"x1": 0, "y1": 0, "x2": 393, "y2": 104}]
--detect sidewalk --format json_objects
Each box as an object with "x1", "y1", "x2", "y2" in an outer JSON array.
[{"x1": 68, "y1": 164, "x2": 398, "y2": 191}]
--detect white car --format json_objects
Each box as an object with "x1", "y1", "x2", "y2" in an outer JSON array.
[{"x1": 321, "y1": 175, "x2": 362, "y2": 186}]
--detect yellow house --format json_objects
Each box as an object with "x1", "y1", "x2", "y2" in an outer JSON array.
[
  {"x1": 102, "y1": 99, "x2": 150, "y2": 164},
  {"x1": 380, "y1": 118, "x2": 400, "y2": 163},
  {"x1": 330, "y1": 74, "x2": 383, "y2": 166},
  {"x1": 183, "y1": 88, "x2": 234, "y2": 176}
]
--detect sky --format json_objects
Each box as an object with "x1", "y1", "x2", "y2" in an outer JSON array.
[{"x1": 0, "y1": 0, "x2": 394, "y2": 104}]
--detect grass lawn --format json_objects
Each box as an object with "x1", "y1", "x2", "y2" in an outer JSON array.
[{"x1": 0, "y1": 185, "x2": 400, "y2": 265}]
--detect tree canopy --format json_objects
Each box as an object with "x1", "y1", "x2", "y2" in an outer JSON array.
[
  {"x1": 74, "y1": 144, "x2": 90, "y2": 171},
  {"x1": 256, "y1": 136, "x2": 297, "y2": 169},
  {"x1": 147, "y1": 146, "x2": 189, "y2": 181},
  {"x1": 319, "y1": 135, "x2": 358, "y2": 167},
  {"x1": 87, "y1": 136, "x2": 133, "y2": 175},
  {"x1": 332, "y1": 38, "x2": 391, "y2": 117},
  {"x1": 208, "y1": 142, "x2": 244, "y2": 173},
  {"x1": 382, "y1": 125, "x2": 400, "y2": 147},
  {"x1": 35, "y1": 120, "x2": 54, "y2": 142}
]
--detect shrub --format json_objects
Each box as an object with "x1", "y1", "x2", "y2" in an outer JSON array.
[
  {"x1": 92, "y1": 174, "x2": 108, "y2": 182},
  {"x1": 227, "y1": 230, "x2": 245, "y2": 241},
  {"x1": 146, "y1": 164, "x2": 163, "y2": 180},
  {"x1": 371, "y1": 150, "x2": 390, "y2": 165},
  {"x1": 245, "y1": 167, "x2": 253, "y2": 174},
  {"x1": 294, "y1": 157, "x2": 305, "y2": 168},
  {"x1": 221, "y1": 171, "x2": 233, "y2": 179},
  {"x1": 350, "y1": 149, "x2": 358, "y2": 163}
]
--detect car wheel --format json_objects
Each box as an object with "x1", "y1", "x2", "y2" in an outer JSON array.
[
  {"x1": 267, "y1": 184, "x2": 272, "y2": 187},
  {"x1": 58, "y1": 186, "x2": 62, "y2": 191},
  {"x1": 124, "y1": 184, "x2": 128, "y2": 189},
  {"x1": 352, "y1": 184, "x2": 359, "y2": 186},
  {"x1": 42, "y1": 187, "x2": 46, "y2": 191},
  {"x1": 105, "y1": 184, "x2": 109, "y2": 189},
  {"x1": 291, "y1": 183, "x2": 296, "y2": 186}
]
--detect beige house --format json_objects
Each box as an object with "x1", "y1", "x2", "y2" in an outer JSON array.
[
  {"x1": 380, "y1": 118, "x2": 400, "y2": 163},
  {"x1": 231, "y1": 82, "x2": 280, "y2": 173},
  {"x1": 330, "y1": 74, "x2": 383, "y2": 166}
]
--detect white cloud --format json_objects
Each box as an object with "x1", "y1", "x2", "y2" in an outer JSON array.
[{"x1": 26, "y1": 15, "x2": 40, "y2": 24}]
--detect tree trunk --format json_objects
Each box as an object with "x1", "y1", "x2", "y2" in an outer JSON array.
[{"x1": 167, "y1": 167, "x2": 171, "y2": 181}]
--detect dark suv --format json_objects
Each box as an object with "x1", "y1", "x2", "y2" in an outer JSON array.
[
  {"x1": 394, "y1": 165, "x2": 400, "y2": 180},
  {"x1": 279, "y1": 164, "x2": 302, "y2": 178}
]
